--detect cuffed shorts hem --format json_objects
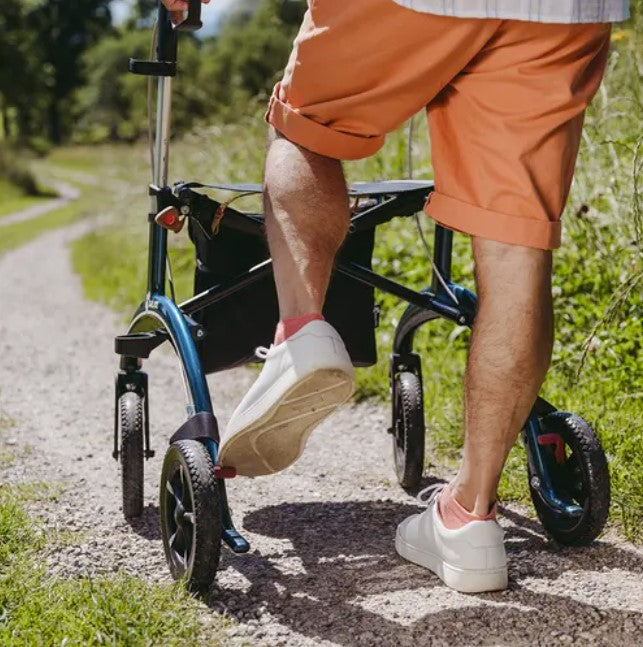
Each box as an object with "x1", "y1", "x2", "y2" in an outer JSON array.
[
  {"x1": 266, "y1": 85, "x2": 385, "y2": 161},
  {"x1": 425, "y1": 192, "x2": 562, "y2": 250}
]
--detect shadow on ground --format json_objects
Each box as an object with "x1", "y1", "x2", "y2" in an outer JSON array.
[
  {"x1": 203, "y1": 499, "x2": 642, "y2": 646},
  {"x1": 126, "y1": 504, "x2": 162, "y2": 540}
]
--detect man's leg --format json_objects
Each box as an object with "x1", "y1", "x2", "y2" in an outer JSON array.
[
  {"x1": 263, "y1": 128, "x2": 350, "y2": 319},
  {"x1": 218, "y1": 129, "x2": 355, "y2": 476},
  {"x1": 220, "y1": 3, "x2": 505, "y2": 476},
  {"x1": 396, "y1": 238, "x2": 553, "y2": 592},
  {"x1": 451, "y1": 238, "x2": 554, "y2": 516}
]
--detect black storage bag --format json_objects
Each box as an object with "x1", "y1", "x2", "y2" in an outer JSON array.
[{"x1": 187, "y1": 194, "x2": 377, "y2": 374}]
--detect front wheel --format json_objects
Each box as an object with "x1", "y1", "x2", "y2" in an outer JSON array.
[
  {"x1": 529, "y1": 412, "x2": 610, "y2": 546},
  {"x1": 391, "y1": 371, "x2": 425, "y2": 489},
  {"x1": 160, "y1": 439, "x2": 221, "y2": 592},
  {"x1": 119, "y1": 391, "x2": 144, "y2": 519}
]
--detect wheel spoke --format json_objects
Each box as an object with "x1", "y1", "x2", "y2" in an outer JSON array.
[
  {"x1": 183, "y1": 511, "x2": 195, "y2": 525},
  {"x1": 169, "y1": 530, "x2": 178, "y2": 548},
  {"x1": 166, "y1": 477, "x2": 183, "y2": 510}
]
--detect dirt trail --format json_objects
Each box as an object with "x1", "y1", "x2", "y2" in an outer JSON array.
[
  {"x1": 0, "y1": 220, "x2": 641, "y2": 646},
  {"x1": 0, "y1": 180, "x2": 79, "y2": 227}
]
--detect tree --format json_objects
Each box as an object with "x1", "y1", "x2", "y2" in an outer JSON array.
[
  {"x1": 76, "y1": 27, "x2": 207, "y2": 141},
  {"x1": 0, "y1": 1, "x2": 42, "y2": 140},
  {"x1": 199, "y1": 0, "x2": 306, "y2": 116},
  {"x1": 25, "y1": 0, "x2": 113, "y2": 143}
]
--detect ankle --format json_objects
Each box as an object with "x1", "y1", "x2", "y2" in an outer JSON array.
[
  {"x1": 450, "y1": 477, "x2": 497, "y2": 516},
  {"x1": 274, "y1": 313, "x2": 324, "y2": 345},
  {"x1": 438, "y1": 483, "x2": 497, "y2": 530}
]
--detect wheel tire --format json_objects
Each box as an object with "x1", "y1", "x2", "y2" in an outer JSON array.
[
  {"x1": 160, "y1": 439, "x2": 221, "y2": 593},
  {"x1": 392, "y1": 371, "x2": 425, "y2": 489},
  {"x1": 529, "y1": 412, "x2": 610, "y2": 546},
  {"x1": 120, "y1": 391, "x2": 144, "y2": 519}
]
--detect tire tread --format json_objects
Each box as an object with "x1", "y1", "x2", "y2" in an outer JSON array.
[
  {"x1": 120, "y1": 391, "x2": 144, "y2": 519},
  {"x1": 160, "y1": 440, "x2": 221, "y2": 592},
  {"x1": 394, "y1": 372, "x2": 425, "y2": 489}
]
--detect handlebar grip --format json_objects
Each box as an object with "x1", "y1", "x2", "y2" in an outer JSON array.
[{"x1": 174, "y1": 0, "x2": 203, "y2": 32}]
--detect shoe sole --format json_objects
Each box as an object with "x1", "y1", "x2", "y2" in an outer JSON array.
[
  {"x1": 219, "y1": 368, "x2": 354, "y2": 477},
  {"x1": 395, "y1": 530, "x2": 508, "y2": 593}
]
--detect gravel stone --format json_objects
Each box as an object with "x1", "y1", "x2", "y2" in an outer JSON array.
[{"x1": 0, "y1": 221, "x2": 642, "y2": 645}]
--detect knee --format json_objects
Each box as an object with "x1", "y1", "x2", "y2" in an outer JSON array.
[{"x1": 264, "y1": 126, "x2": 348, "y2": 216}]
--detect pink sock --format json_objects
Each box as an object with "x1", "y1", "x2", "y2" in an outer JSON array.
[
  {"x1": 274, "y1": 313, "x2": 324, "y2": 345},
  {"x1": 438, "y1": 485, "x2": 497, "y2": 530}
]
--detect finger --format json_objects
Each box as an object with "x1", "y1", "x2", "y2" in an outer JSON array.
[{"x1": 170, "y1": 9, "x2": 185, "y2": 23}]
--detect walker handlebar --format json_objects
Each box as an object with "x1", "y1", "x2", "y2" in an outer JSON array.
[{"x1": 174, "y1": 0, "x2": 203, "y2": 32}]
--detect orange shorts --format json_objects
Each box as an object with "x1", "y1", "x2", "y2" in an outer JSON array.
[{"x1": 266, "y1": 1, "x2": 611, "y2": 249}]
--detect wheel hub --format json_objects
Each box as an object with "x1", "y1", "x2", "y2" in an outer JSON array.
[
  {"x1": 165, "y1": 465, "x2": 195, "y2": 569},
  {"x1": 173, "y1": 501, "x2": 185, "y2": 526}
]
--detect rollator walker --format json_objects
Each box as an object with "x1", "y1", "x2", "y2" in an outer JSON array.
[{"x1": 112, "y1": 1, "x2": 611, "y2": 591}]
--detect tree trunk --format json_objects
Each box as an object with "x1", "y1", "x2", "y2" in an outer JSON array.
[
  {"x1": 48, "y1": 100, "x2": 61, "y2": 145},
  {"x1": 1, "y1": 97, "x2": 9, "y2": 140}
]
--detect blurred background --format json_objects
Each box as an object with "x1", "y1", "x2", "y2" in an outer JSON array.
[{"x1": 0, "y1": 0, "x2": 641, "y2": 538}]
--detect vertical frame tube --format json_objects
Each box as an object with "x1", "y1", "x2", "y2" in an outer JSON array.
[
  {"x1": 431, "y1": 225, "x2": 453, "y2": 292},
  {"x1": 147, "y1": 75, "x2": 173, "y2": 297}
]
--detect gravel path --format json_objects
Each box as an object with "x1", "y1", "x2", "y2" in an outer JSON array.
[
  {"x1": 0, "y1": 220, "x2": 641, "y2": 646},
  {"x1": 0, "y1": 180, "x2": 79, "y2": 227}
]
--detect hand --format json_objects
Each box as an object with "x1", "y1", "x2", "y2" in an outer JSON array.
[{"x1": 161, "y1": 0, "x2": 211, "y2": 25}]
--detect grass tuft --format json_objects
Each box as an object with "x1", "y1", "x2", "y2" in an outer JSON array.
[
  {"x1": 0, "y1": 567, "x2": 215, "y2": 646},
  {"x1": 0, "y1": 485, "x2": 230, "y2": 646}
]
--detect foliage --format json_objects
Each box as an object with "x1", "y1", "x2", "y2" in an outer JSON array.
[
  {"x1": 0, "y1": 181, "x2": 49, "y2": 219},
  {"x1": 0, "y1": 147, "x2": 42, "y2": 196},
  {"x1": 0, "y1": 484, "x2": 223, "y2": 646},
  {"x1": 1, "y1": 0, "x2": 113, "y2": 145},
  {"x1": 196, "y1": 0, "x2": 305, "y2": 120},
  {"x1": 0, "y1": 1, "x2": 42, "y2": 142},
  {"x1": 1, "y1": 0, "x2": 305, "y2": 145},
  {"x1": 73, "y1": 0, "x2": 305, "y2": 142}
]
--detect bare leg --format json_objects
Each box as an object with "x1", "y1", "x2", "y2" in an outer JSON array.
[
  {"x1": 219, "y1": 128, "x2": 354, "y2": 477},
  {"x1": 263, "y1": 127, "x2": 350, "y2": 319},
  {"x1": 452, "y1": 238, "x2": 554, "y2": 516}
]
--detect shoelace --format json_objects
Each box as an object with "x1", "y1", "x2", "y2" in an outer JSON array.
[
  {"x1": 254, "y1": 346, "x2": 271, "y2": 360},
  {"x1": 416, "y1": 482, "x2": 446, "y2": 506}
]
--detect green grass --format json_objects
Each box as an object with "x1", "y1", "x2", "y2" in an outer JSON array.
[
  {"x1": 0, "y1": 179, "x2": 51, "y2": 218},
  {"x1": 69, "y1": 24, "x2": 641, "y2": 540},
  {"x1": 0, "y1": 144, "x2": 133, "y2": 260},
  {"x1": 0, "y1": 484, "x2": 230, "y2": 646},
  {"x1": 0, "y1": 200, "x2": 87, "y2": 259},
  {"x1": 0, "y1": 414, "x2": 227, "y2": 644}
]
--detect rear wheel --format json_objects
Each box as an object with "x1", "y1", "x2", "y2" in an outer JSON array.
[
  {"x1": 160, "y1": 439, "x2": 221, "y2": 592},
  {"x1": 119, "y1": 391, "x2": 144, "y2": 519},
  {"x1": 391, "y1": 371, "x2": 425, "y2": 489},
  {"x1": 529, "y1": 412, "x2": 610, "y2": 546}
]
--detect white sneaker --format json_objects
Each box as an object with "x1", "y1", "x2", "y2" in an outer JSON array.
[
  {"x1": 219, "y1": 320, "x2": 355, "y2": 477},
  {"x1": 395, "y1": 485, "x2": 508, "y2": 593}
]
